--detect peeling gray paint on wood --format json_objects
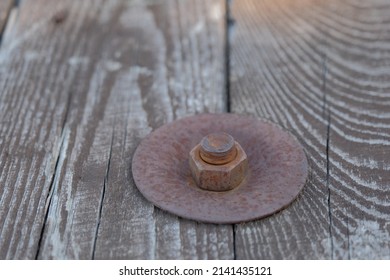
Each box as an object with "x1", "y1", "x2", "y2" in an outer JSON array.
[
  {"x1": 0, "y1": 0, "x2": 232, "y2": 259},
  {"x1": 0, "y1": 0, "x2": 389, "y2": 260}
]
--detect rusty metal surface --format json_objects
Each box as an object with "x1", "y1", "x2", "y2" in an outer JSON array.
[
  {"x1": 199, "y1": 132, "x2": 237, "y2": 165},
  {"x1": 189, "y1": 140, "x2": 248, "y2": 192},
  {"x1": 132, "y1": 113, "x2": 309, "y2": 224}
]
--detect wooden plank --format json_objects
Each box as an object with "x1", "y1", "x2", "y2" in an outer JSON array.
[
  {"x1": 0, "y1": 0, "x2": 14, "y2": 39},
  {"x1": 0, "y1": 0, "x2": 232, "y2": 259},
  {"x1": 230, "y1": 0, "x2": 390, "y2": 259}
]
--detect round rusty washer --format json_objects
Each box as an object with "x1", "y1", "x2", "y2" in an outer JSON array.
[{"x1": 132, "y1": 113, "x2": 308, "y2": 224}]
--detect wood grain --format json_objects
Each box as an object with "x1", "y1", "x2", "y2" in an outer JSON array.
[
  {"x1": 0, "y1": 0, "x2": 232, "y2": 259},
  {"x1": 230, "y1": 0, "x2": 390, "y2": 259}
]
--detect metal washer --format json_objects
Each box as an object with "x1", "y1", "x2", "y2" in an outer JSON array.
[{"x1": 132, "y1": 113, "x2": 308, "y2": 224}]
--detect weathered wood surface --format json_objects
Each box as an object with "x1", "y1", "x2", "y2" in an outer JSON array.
[
  {"x1": 0, "y1": 0, "x2": 13, "y2": 39},
  {"x1": 0, "y1": 0, "x2": 389, "y2": 260},
  {"x1": 230, "y1": 0, "x2": 390, "y2": 259},
  {"x1": 0, "y1": 0, "x2": 233, "y2": 259}
]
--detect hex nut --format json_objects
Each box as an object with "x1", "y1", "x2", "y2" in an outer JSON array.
[{"x1": 189, "y1": 142, "x2": 248, "y2": 192}]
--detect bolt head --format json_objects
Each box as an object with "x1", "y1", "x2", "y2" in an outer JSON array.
[
  {"x1": 199, "y1": 132, "x2": 237, "y2": 165},
  {"x1": 189, "y1": 141, "x2": 248, "y2": 192}
]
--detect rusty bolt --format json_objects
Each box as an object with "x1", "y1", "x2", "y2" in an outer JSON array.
[
  {"x1": 133, "y1": 113, "x2": 309, "y2": 223},
  {"x1": 189, "y1": 132, "x2": 248, "y2": 192}
]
